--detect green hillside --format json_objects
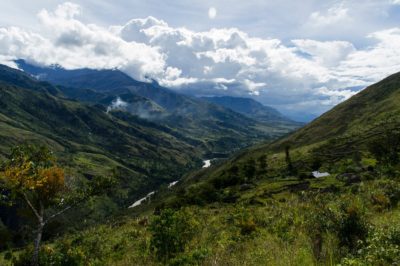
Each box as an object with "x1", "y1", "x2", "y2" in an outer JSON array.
[
  {"x1": 2, "y1": 70, "x2": 400, "y2": 265},
  {"x1": 17, "y1": 61, "x2": 300, "y2": 154},
  {"x1": 168, "y1": 71, "x2": 400, "y2": 207},
  {"x1": 0, "y1": 65, "x2": 201, "y2": 202},
  {"x1": 273, "y1": 72, "x2": 400, "y2": 148}
]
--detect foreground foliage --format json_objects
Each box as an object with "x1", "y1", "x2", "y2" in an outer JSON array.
[
  {"x1": 1, "y1": 174, "x2": 399, "y2": 265},
  {"x1": 0, "y1": 145, "x2": 116, "y2": 265}
]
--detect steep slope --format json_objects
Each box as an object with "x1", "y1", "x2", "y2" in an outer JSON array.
[
  {"x1": 158, "y1": 71, "x2": 400, "y2": 208},
  {"x1": 5, "y1": 73, "x2": 400, "y2": 266},
  {"x1": 0, "y1": 64, "x2": 201, "y2": 201},
  {"x1": 273, "y1": 72, "x2": 400, "y2": 148},
  {"x1": 17, "y1": 61, "x2": 300, "y2": 154},
  {"x1": 202, "y1": 96, "x2": 301, "y2": 125}
]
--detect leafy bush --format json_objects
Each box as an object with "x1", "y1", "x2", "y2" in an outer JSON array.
[
  {"x1": 304, "y1": 197, "x2": 337, "y2": 260},
  {"x1": 230, "y1": 207, "x2": 257, "y2": 236},
  {"x1": 185, "y1": 183, "x2": 219, "y2": 205},
  {"x1": 341, "y1": 226, "x2": 400, "y2": 265},
  {"x1": 337, "y1": 202, "x2": 368, "y2": 252},
  {"x1": 13, "y1": 244, "x2": 86, "y2": 266},
  {"x1": 370, "y1": 192, "x2": 391, "y2": 211},
  {"x1": 168, "y1": 248, "x2": 209, "y2": 266},
  {"x1": 149, "y1": 208, "x2": 198, "y2": 263}
]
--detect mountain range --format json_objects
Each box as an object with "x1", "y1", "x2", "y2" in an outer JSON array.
[
  {"x1": 202, "y1": 96, "x2": 301, "y2": 126},
  {"x1": 16, "y1": 60, "x2": 301, "y2": 154},
  {"x1": 0, "y1": 61, "x2": 304, "y2": 203},
  {"x1": 2, "y1": 62, "x2": 400, "y2": 265}
]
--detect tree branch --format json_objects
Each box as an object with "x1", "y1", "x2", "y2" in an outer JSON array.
[
  {"x1": 22, "y1": 192, "x2": 42, "y2": 222},
  {"x1": 44, "y1": 205, "x2": 72, "y2": 224},
  {"x1": 44, "y1": 198, "x2": 85, "y2": 225}
]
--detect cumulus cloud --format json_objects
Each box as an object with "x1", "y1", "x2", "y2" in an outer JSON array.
[
  {"x1": 0, "y1": 2, "x2": 400, "y2": 116},
  {"x1": 308, "y1": 3, "x2": 350, "y2": 27},
  {"x1": 335, "y1": 28, "x2": 400, "y2": 83},
  {"x1": 292, "y1": 39, "x2": 355, "y2": 67},
  {"x1": 0, "y1": 3, "x2": 166, "y2": 81}
]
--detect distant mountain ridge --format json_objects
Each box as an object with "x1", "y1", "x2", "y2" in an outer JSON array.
[
  {"x1": 15, "y1": 59, "x2": 142, "y2": 91},
  {"x1": 201, "y1": 96, "x2": 301, "y2": 126},
  {"x1": 16, "y1": 60, "x2": 301, "y2": 153}
]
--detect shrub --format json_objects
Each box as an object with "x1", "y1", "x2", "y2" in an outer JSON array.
[
  {"x1": 337, "y1": 203, "x2": 368, "y2": 252},
  {"x1": 257, "y1": 154, "x2": 268, "y2": 175},
  {"x1": 13, "y1": 243, "x2": 86, "y2": 266},
  {"x1": 243, "y1": 159, "x2": 256, "y2": 180},
  {"x1": 341, "y1": 226, "x2": 400, "y2": 265},
  {"x1": 230, "y1": 207, "x2": 257, "y2": 236},
  {"x1": 168, "y1": 248, "x2": 209, "y2": 266},
  {"x1": 185, "y1": 183, "x2": 219, "y2": 204},
  {"x1": 149, "y1": 208, "x2": 198, "y2": 263},
  {"x1": 370, "y1": 192, "x2": 391, "y2": 211},
  {"x1": 304, "y1": 195, "x2": 369, "y2": 260}
]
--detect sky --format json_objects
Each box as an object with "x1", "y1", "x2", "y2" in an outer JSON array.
[{"x1": 1, "y1": 0, "x2": 400, "y2": 120}]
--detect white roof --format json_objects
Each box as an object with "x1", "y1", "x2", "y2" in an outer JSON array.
[{"x1": 312, "y1": 171, "x2": 330, "y2": 178}]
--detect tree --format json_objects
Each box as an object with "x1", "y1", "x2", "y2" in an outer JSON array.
[
  {"x1": 0, "y1": 145, "x2": 115, "y2": 266},
  {"x1": 368, "y1": 129, "x2": 400, "y2": 167},
  {"x1": 257, "y1": 154, "x2": 268, "y2": 174},
  {"x1": 243, "y1": 159, "x2": 256, "y2": 181},
  {"x1": 285, "y1": 145, "x2": 294, "y2": 174}
]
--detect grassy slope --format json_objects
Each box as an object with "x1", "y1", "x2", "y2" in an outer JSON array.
[
  {"x1": 169, "y1": 71, "x2": 400, "y2": 202},
  {"x1": 2, "y1": 73, "x2": 399, "y2": 265},
  {"x1": 2, "y1": 174, "x2": 398, "y2": 265},
  {"x1": 0, "y1": 66, "x2": 201, "y2": 201},
  {"x1": 272, "y1": 72, "x2": 400, "y2": 148},
  {"x1": 3, "y1": 69, "x2": 400, "y2": 265}
]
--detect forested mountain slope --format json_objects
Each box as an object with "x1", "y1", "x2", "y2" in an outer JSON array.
[
  {"x1": 17, "y1": 60, "x2": 301, "y2": 153},
  {"x1": 0, "y1": 64, "x2": 200, "y2": 202}
]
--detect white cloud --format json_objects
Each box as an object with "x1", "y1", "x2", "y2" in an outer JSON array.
[
  {"x1": 107, "y1": 97, "x2": 128, "y2": 113},
  {"x1": 1, "y1": 2, "x2": 400, "y2": 115},
  {"x1": 308, "y1": 3, "x2": 350, "y2": 27},
  {"x1": 0, "y1": 3, "x2": 167, "y2": 82},
  {"x1": 292, "y1": 39, "x2": 355, "y2": 67},
  {"x1": 335, "y1": 28, "x2": 400, "y2": 85},
  {"x1": 0, "y1": 55, "x2": 18, "y2": 68}
]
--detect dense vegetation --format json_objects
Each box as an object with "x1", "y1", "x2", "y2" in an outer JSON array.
[
  {"x1": 0, "y1": 145, "x2": 115, "y2": 265},
  {"x1": 202, "y1": 96, "x2": 301, "y2": 126},
  {"x1": 1, "y1": 66, "x2": 400, "y2": 265},
  {"x1": 2, "y1": 148, "x2": 400, "y2": 265},
  {"x1": 17, "y1": 60, "x2": 300, "y2": 153},
  {"x1": 0, "y1": 65, "x2": 201, "y2": 187}
]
